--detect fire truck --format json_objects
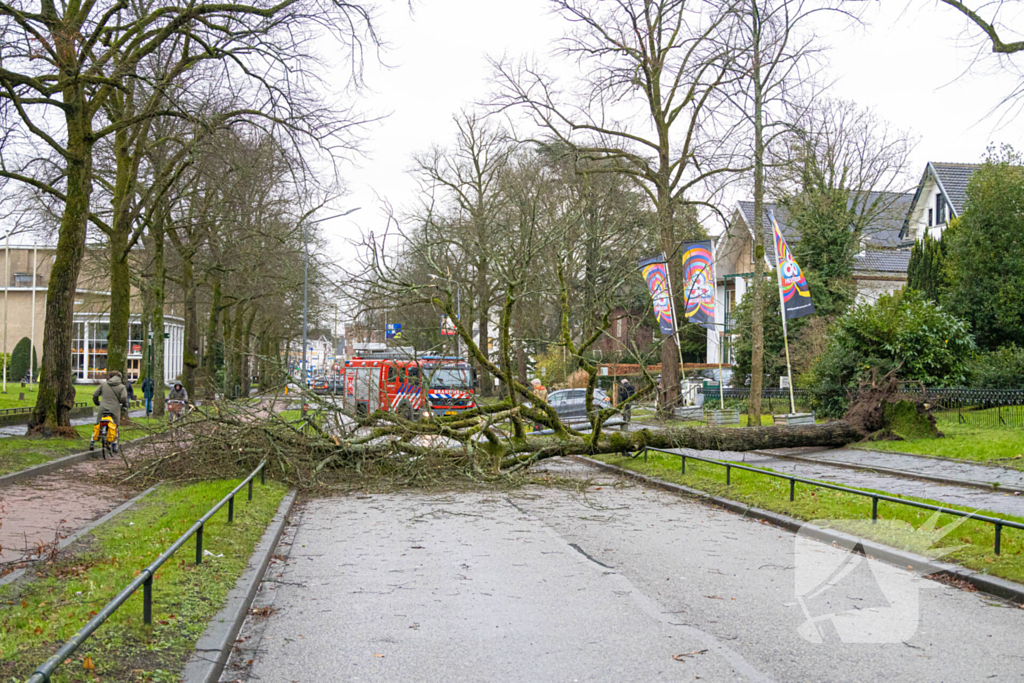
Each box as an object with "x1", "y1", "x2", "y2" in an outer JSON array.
[{"x1": 341, "y1": 353, "x2": 477, "y2": 420}]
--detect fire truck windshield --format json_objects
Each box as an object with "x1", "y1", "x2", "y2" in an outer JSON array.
[{"x1": 425, "y1": 366, "x2": 472, "y2": 389}]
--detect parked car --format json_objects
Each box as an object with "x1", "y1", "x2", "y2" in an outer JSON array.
[
  {"x1": 539, "y1": 388, "x2": 628, "y2": 431},
  {"x1": 311, "y1": 377, "x2": 331, "y2": 394}
]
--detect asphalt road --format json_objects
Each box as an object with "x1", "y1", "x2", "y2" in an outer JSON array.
[{"x1": 225, "y1": 460, "x2": 1024, "y2": 682}]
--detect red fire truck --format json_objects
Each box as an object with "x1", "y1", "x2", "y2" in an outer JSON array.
[{"x1": 341, "y1": 354, "x2": 477, "y2": 420}]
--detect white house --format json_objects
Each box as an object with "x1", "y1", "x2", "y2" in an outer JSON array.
[
  {"x1": 707, "y1": 193, "x2": 913, "y2": 365},
  {"x1": 707, "y1": 162, "x2": 985, "y2": 366},
  {"x1": 900, "y1": 162, "x2": 981, "y2": 242}
]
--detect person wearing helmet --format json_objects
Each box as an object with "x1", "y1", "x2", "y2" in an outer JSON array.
[{"x1": 91, "y1": 370, "x2": 129, "y2": 452}]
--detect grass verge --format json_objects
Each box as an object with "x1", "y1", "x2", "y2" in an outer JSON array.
[
  {"x1": 0, "y1": 385, "x2": 100, "y2": 411},
  {"x1": 0, "y1": 477, "x2": 287, "y2": 682},
  {"x1": 592, "y1": 450, "x2": 1024, "y2": 585},
  {"x1": 853, "y1": 423, "x2": 1024, "y2": 471},
  {"x1": 0, "y1": 417, "x2": 168, "y2": 476}
]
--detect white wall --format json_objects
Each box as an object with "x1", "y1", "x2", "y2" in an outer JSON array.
[{"x1": 854, "y1": 278, "x2": 906, "y2": 305}]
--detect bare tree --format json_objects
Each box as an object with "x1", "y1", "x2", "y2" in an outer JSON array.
[
  {"x1": 726, "y1": 0, "x2": 832, "y2": 424},
  {"x1": 0, "y1": 0, "x2": 375, "y2": 433},
  {"x1": 492, "y1": 0, "x2": 744, "y2": 411}
]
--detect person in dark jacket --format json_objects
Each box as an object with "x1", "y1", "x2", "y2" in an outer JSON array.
[
  {"x1": 91, "y1": 371, "x2": 129, "y2": 451},
  {"x1": 619, "y1": 378, "x2": 635, "y2": 420},
  {"x1": 141, "y1": 376, "x2": 155, "y2": 416}
]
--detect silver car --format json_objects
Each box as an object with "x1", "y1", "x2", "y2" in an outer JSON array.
[{"x1": 543, "y1": 388, "x2": 629, "y2": 430}]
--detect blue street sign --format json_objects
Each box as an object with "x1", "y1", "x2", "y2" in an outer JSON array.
[{"x1": 386, "y1": 323, "x2": 402, "y2": 340}]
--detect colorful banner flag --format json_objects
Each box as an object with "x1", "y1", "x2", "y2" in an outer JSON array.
[
  {"x1": 769, "y1": 209, "x2": 815, "y2": 320},
  {"x1": 681, "y1": 241, "x2": 716, "y2": 331},
  {"x1": 638, "y1": 254, "x2": 676, "y2": 336}
]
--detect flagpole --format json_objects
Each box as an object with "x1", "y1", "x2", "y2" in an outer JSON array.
[
  {"x1": 710, "y1": 240, "x2": 725, "y2": 410},
  {"x1": 664, "y1": 265, "x2": 687, "y2": 408},
  {"x1": 771, "y1": 218, "x2": 797, "y2": 415}
]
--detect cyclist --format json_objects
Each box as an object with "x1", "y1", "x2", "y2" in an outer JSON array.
[
  {"x1": 167, "y1": 381, "x2": 189, "y2": 421},
  {"x1": 91, "y1": 370, "x2": 129, "y2": 452}
]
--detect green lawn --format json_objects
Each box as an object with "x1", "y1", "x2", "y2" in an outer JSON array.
[
  {"x1": 594, "y1": 450, "x2": 1024, "y2": 585},
  {"x1": 854, "y1": 422, "x2": 1024, "y2": 470},
  {"x1": 0, "y1": 417, "x2": 167, "y2": 476},
  {"x1": 0, "y1": 385, "x2": 99, "y2": 410},
  {"x1": 0, "y1": 478, "x2": 287, "y2": 682}
]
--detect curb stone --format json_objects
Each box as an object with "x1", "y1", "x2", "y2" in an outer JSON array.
[
  {"x1": 572, "y1": 455, "x2": 1024, "y2": 605},
  {"x1": 0, "y1": 483, "x2": 162, "y2": 588},
  {"x1": 182, "y1": 490, "x2": 298, "y2": 683},
  {"x1": 749, "y1": 449, "x2": 1024, "y2": 495}
]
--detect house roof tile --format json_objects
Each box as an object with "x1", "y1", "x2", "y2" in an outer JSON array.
[
  {"x1": 736, "y1": 192, "x2": 914, "y2": 262},
  {"x1": 930, "y1": 162, "x2": 981, "y2": 216}
]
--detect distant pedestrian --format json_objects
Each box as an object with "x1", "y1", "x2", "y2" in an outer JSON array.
[
  {"x1": 126, "y1": 380, "x2": 136, "y2": 402},
  {"x1": 141, "y1": 376, "x2": 155, "y2": 416},
  {"x1": 531, "y1": 378, "x2": 548, "y2": 403},
  {"x1": 619, "y1": 378, "x2": 635, "y2": 419}
]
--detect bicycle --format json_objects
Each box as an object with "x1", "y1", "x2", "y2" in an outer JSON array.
[
  {"x1": 168, "y1": 399, "x2": 190, "y2": 424},
  {"x1": 94, "y1": 412, "x2": 119, "y2": 460}
]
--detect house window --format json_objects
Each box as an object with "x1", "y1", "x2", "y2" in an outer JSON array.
[
  {"x1": 936, "y1": 194, "x2": 945, "y2": 225},
  {"x1": 927, "y1": 208, "x2": 933, "y2": 227},
  {"x1": 616, "y1": 318, "x2": 625, "y2": 339},
  {"x1": 13, "y1": 273, "x2": 32, "y2": 287},
  {"x1": 750, "y1": 238, "x2": 756, "y2": 264}
]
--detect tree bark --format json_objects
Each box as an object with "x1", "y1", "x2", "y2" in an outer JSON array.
[
  {"x1": 658, "y1": 183, "x2": 680, "y2": 413},
  {"x1": 107, "y1": 126, "x2": 133, "y2": 377},
  {"x1": 151, "y1": 206, "x2": 167, "y2": 417},
  {"x1": 747, "y1": 2, "x2": 766, "y2": 426},
  {"x1": 30, "y1": 102, "x2": 92, "y2": 433},
  {"x1": 204, "y1": 273, "x2": 222, "y2": 400},
  {"x1": 181, "y1": 249, "x2": 199, "y2": 396}
]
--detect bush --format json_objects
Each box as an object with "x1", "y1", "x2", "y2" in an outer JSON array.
[
  {"x1": 10, "y1": 337, "x2": 36, "y2": 381},
  {"x1": 809, "y1": 289, "x2": 975, "y2": 416},
  {"x1": 966, "y1": 345, "x2": 1024, "y2": 389}
]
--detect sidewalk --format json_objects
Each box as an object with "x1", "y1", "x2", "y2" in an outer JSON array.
[
  {"x1": 0, "y1": 409, "x2": 147, "y2": 438},
  {"x1": 664, "y1": 446, "x2": 1024, "y2": 519},
  {"x1": 764, "y1": 446, "x2": 1024, "y2": 490}
]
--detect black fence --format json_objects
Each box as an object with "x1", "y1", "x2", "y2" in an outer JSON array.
[
  {"x1": 700, "y1": 387, "x2": 814, "y2": 414},
  {"x1": 895, "y1": 386, "x2": 1024, "y2": 428},
  {"x1": 637, "y1": 446, "x2": 1022, "y2": 556}
]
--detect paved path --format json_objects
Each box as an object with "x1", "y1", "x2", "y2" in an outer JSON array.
[
  {"x1": 0, "y1": 430, "x2": 150, "y2": 566},
  {"x1": 671, "y1": 447, "x2": 1024, "y2": 519},
  {"x1": 0, "y1": 409, "x2": 147, "y2": 438},
  {"x1": 225, "y1": 460, "x2": 1024, "y2": 682},
  {"x1": 765, "y1": 446, "x2": 1024, "y2": 490}
]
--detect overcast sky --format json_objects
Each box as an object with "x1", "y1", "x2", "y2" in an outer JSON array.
[{"x1": 316, "y1": 0, "x2": 1024, "y2": 266}]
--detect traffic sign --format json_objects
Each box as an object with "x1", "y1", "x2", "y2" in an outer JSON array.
[{"x1": 386, "y1": 323, "x2": 402, "y2": 340}]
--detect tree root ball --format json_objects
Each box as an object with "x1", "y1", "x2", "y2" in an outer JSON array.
[{"x1": 843, "y1": 369, "x2": 942, "y2": 441}]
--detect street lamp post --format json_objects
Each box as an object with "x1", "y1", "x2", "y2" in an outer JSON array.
[
  {"x1": 429, "y1": 274, "x2": 462, "y2": 359},
  {"x1": 302, "y1": 208, "x2": 360, "y2": 387}
]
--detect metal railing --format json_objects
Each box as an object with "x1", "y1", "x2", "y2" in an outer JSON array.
[
  {"x1": 895, "y1": 386, "x2": 1024, "y2": 428},
  {"x1": 26, "y1": 460, "x2": 269, "y2": 683},
  {"x1": 636, "y1": 446, "x2": 1023, "y2": 556},
  {"x1": 0, "y1": 402, "x2": 89, "y2": 417}
]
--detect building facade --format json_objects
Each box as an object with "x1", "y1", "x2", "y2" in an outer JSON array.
[{"x1": 0, "y1": 244, "x2": 184, "y2": 383}]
